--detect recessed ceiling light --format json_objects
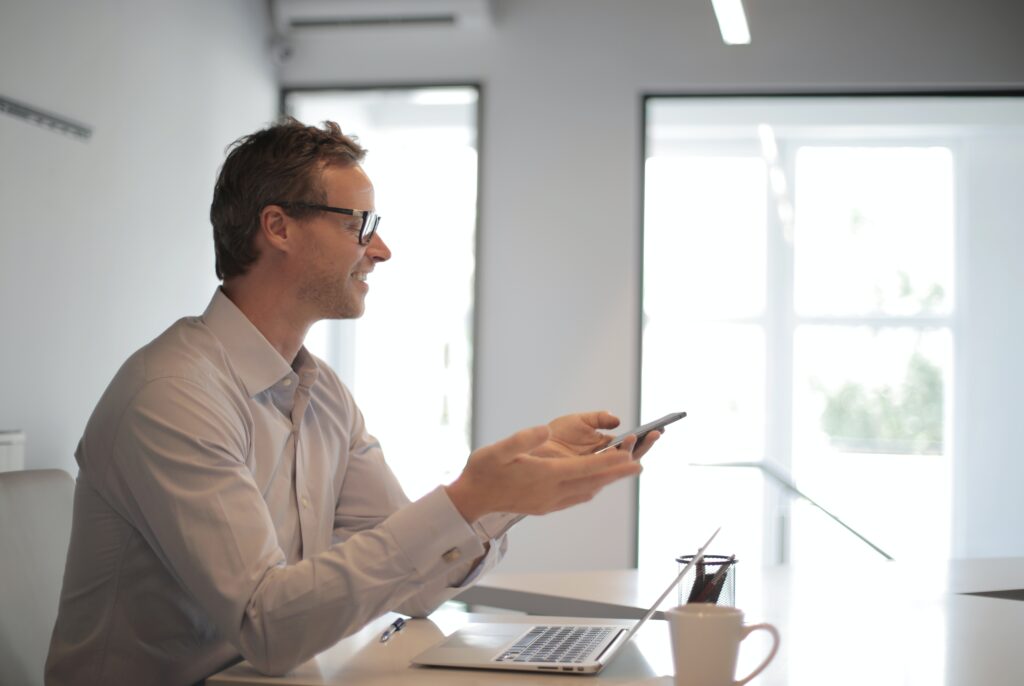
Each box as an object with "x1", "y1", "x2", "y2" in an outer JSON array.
[{"x1": 711, "y1": 0, "x2": 751, "y2": 45}]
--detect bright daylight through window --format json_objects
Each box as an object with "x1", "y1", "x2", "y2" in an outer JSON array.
[
  {"x1": 637, "y1": 96, "x2": 1022, "y2": 571},
  {"x1": 285, "y1": 87, "x2": 478, "y2": 499}
]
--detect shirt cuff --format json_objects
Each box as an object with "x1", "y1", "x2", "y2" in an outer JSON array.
[
  {"x1": 473, "y1": 512, "x2": 525, "y2": 541},
  {"x1": 385, "y1": 486, "x2": 485, "y2": 580},
  {"x1": 451, "y1": 533, "x2": 508, "y2": 588}
]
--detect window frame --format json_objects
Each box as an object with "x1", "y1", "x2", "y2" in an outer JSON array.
[
  {"x1": 279, "y1": 82, "x2": 484, "y2": 492},
  {"x1": 635, "y1": 92, "x2": 1008, "y2": 567}
]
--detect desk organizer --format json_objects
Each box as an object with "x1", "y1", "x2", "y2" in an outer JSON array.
[{"x1": 676, "y1": 554, "x2": 736, "y2": 607}]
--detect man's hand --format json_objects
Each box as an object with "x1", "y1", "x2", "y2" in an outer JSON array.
[
  {"x1": 537, "y1": 410, "x2": 662, "y2": 460},
  {"x1": 445, "y1": 425, "x2": 642, "y2": 524}
]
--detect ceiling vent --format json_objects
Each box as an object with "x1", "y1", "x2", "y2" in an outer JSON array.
[{"x1": 272, "y1": 0, "x2": 493, "y2": 31}]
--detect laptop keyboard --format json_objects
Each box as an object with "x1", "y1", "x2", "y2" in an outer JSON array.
[{"x1": 495, "y1": 625, "x2": 619, "y2": 664}]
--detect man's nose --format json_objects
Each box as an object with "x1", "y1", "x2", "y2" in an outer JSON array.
[{"x1": 367, "y1": 232, "x2": 391, "y2": 262}]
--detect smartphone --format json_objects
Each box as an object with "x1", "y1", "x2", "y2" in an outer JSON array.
[{"x1": 594, "y1": 411, "x2": 687, "y2": 453}]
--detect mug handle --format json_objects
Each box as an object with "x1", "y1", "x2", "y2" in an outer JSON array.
[{"x1": 734, "y1": 622, "x2": 780, "y2": 686}]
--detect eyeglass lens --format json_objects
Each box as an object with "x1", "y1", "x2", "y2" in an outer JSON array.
[{"x1": 361, "y1": 212, "x2": 380, "y2": 244}]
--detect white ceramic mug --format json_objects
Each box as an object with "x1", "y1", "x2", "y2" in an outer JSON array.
[{"x1": 667, "y1": 604, "x2": 780, "y2": 686}]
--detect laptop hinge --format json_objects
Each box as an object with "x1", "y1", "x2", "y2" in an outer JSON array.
[{"x1": 593, "y1": 628, "x2": 628, "y2": 662}]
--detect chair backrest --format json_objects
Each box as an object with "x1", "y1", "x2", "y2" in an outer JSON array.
[{"x1": 0, "y1": 469, "x2": 75, "y2": 686}]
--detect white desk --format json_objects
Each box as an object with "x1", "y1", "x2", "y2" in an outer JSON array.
[
  {"x1": 209, "y1": 559, "x2": 1024, "y2": 686},
  {"x1": 461, "y1": 559, "x2": 1024, "y2": 686},
  {"x1": 208, "y1": 609, "x2": 671, "y2": 685},
  {"x1": 459, "y1": 557, "x2": 1024, "y2": 619}
]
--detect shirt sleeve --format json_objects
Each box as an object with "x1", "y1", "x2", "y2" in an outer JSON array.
[
  {"x1": 331, "y1": 406, "x2": 508, "y2": 617},
  {"x1": 101, "y1": 377, "x2": 487, "y2": 676}
]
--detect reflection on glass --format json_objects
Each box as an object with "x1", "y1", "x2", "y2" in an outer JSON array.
[
  {"x1": 287, "y1": 88, "x2": 478, "y2": 499},
  {"x1": 791, "y1": 326, "x2": 952, "y2": 562}
]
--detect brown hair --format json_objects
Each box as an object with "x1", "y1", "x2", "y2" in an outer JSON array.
[{"x1": 210, "y1": 117, "x2": 367, "y2": 280}]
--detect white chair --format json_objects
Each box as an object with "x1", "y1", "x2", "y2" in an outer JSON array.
[{"x1": 0, "y1": 469, "x2": 75, "y2": 686}]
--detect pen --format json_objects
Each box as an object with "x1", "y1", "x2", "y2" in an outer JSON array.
[
  {"x1": 379, "y1": 617, "x2": 406, "y2": 643},
  {"x1": 694, "y1": 555, "x2": 735, "y2": 603},
  {"x1": 687, "y1": 558, "x2": 707, "y2": 603}
]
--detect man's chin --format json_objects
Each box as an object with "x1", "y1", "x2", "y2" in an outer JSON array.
[{"x1": 323, "y1": 300, "x2": 365, "y2": 320}]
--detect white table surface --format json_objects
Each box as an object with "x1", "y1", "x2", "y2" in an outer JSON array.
[
  {"x1": 459, "y1": 557, "x2": 1024, "y2": 619},
  {"x1": 208, "y1": 558, "x2": 1024, "y2": 686},
  {"x1": 208, "y1": 609, "x2": 671, "y2": 685}
]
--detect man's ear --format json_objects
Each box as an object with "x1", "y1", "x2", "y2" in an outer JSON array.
[{"x1": 259, "y1": 204, "x2": 294, "y2": 254}]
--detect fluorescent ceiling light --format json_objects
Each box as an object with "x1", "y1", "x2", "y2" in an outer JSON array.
[{"x1": 711, "y1": 0, "x2": 751, "y2": 45}]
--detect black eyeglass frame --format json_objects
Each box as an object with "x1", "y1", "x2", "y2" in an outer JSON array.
[{"x1": 270, "y1": 201, "x2": 381, "y2": 245}]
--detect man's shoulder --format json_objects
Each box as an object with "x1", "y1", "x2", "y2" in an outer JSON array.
[
  {"x1": 115, "y1": 316, "x2": 240, "y2": 399},
  {"x1": 78, "y1": 316, "x2": 248, "y2": 473}
]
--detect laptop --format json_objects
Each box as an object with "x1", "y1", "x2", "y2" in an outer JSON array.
[{"x1": 411, "y1": 527, "x2": 720, "y2": 675}]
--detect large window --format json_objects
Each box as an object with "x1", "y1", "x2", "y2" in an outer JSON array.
[
  {"x1": 285, "y1": 87, "x2": 479, "y2": 499},
  {"x1": 638, "y1": 96, "x2": 1021, "y2": 570}
]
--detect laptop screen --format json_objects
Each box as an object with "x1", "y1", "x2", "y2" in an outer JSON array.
[{"x1": 619, "y1": 526, "x2": 720, "y2": 644}]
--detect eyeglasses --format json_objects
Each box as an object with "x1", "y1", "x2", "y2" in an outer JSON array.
[{"x1": 271, "y1": 201, "x2": 381, "y2": 245}]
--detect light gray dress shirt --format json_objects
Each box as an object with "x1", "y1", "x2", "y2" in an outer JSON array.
[{"x1": 45, "y1": 290, "x2": 512, "y2": 685}]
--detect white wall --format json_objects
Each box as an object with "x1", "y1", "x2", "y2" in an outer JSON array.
[
  {"x1": 0, "y1": 1, "x2": 277, "y2": 476},
  {"x1": 954, "y1": 133, "x2": 1024, "y2": 557},
  {"x1": 278, "y1": 0, "x2": 1024, "y2": 570}
]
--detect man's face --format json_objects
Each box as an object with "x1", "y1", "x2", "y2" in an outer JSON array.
[{"x1": 295, "y1": 164, "x2": 391, "y2": 320}]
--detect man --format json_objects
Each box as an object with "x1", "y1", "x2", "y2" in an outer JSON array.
[{"x1": 45, "y1": 119, "x2": 658, "y2": 685}]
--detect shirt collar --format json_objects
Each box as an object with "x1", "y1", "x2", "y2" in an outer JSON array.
[{"x1": 201, "y1": 289, "x2": 318, "y2": 397}]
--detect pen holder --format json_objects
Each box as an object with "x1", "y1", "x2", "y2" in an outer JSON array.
[{"x1": 676, "y1": 555, "x2": 737, "y2": 607}]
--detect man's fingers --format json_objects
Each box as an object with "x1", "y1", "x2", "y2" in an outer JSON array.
[
  {"x1": 632, "y1": 430, "x2": 661, "y2": 460},
  {"x1": 544, "y1": 447, "x2": 636, "y2": 480},
  {"x1": 556, "y1": 462, "x2": 642, "y2": 505},
  {"x1": 467, "y1": 421, "x2": 643, "y2": 517},
  {"x1": 566, "y1": 459, "x2": 642, "y2": 489},
  {"x1": 578, "y1": 410, "x2": 621, "y2": 430},
  {"x1": 535, "y1": 459, "x2": 642, "y2": 514},
  {"x1": 482, "y1": 425, "x2": 550, "y2": 458}
]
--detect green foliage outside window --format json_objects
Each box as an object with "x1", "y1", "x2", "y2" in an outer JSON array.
[{"x1": 815, "y1": 352, "x2": 943, "y2": 455}]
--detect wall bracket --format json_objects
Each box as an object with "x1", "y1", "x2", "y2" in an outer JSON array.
[{"x1": 0, "y1": 95, "x2": 92, "y2": 140}]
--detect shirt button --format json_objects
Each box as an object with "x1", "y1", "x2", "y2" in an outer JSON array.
[
  {"x1": 442, "y1": 547, "x2": 462, "y2": 563},
  {"x1": 301, "y1": 495, "x2": 310, "y2": 508},
  {"x1": 282, "y1": 378, "x2": 293, "y2": 387}
]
